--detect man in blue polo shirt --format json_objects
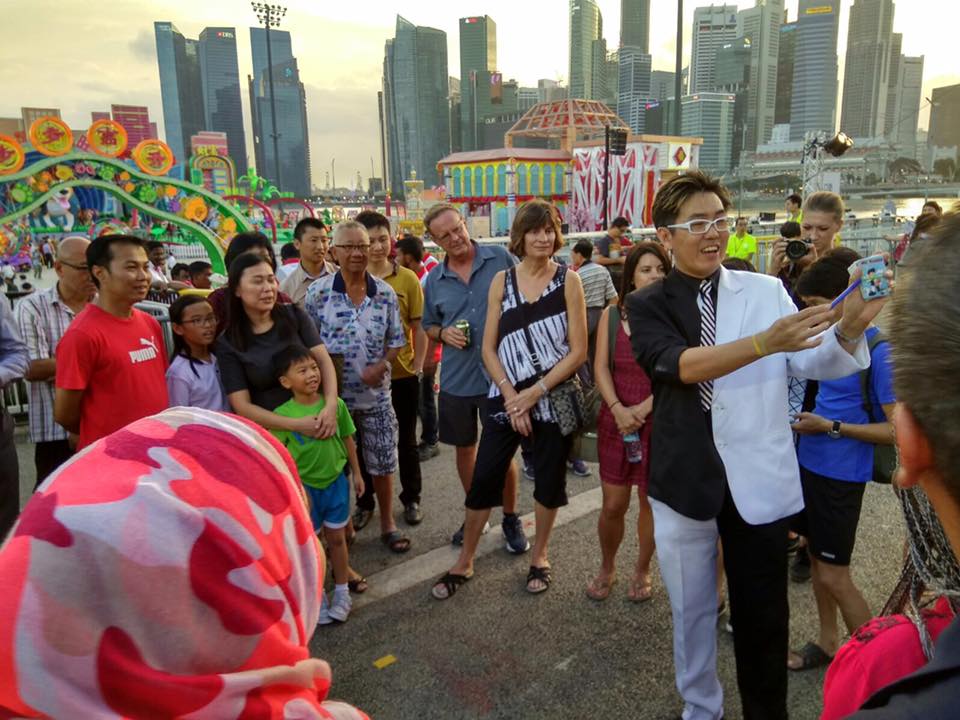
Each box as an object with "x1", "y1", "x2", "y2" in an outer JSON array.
[{"x1": 422, "y1": 203, "x2": 528, "y2": 554}]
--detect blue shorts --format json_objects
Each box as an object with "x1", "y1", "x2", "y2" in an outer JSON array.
[{"x1": 305, "y1": 472, "x2": 350, "y2": 531}]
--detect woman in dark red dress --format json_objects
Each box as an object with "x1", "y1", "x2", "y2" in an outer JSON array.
[{"x1": 587, "y1": 242, "x2": 671, "y2": 602}]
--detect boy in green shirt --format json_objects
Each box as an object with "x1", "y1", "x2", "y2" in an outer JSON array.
[{"x1": 272, "y1": 344, "x2": 362, "y2": 624}]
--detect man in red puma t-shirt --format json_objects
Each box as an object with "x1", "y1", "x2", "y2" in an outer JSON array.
[{"x1": 55, "y1": 235, "x2": 168, "y2": 449}]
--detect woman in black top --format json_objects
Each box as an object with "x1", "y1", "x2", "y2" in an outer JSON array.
[{"x1": 217, "y1": 252, "x2": 339, "y2": 438}]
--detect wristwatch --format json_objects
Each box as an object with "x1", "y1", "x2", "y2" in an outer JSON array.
[{"x1": 827, "y1": 421, "x2": 842, "y2": 439}]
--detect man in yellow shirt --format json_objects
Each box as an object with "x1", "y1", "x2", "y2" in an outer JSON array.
[
  {"x1": 726, "y1": 217, "x2": 757, "y2": 263},
  {"x1": 358, "y1": 211, "x2": 427, "y2": 526}
]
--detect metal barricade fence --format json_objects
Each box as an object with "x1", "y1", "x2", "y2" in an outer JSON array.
[{"x1": 134, "y1": 301, "x2": 175, "y2": 358}]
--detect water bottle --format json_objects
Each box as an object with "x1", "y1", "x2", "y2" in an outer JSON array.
[{"x1": 623, "y1": 431, "x2": 643, "y2": 464}]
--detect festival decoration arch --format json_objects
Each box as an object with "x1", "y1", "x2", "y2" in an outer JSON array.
[{"x1": 0, "y1": 151, "x2": 253, "y2": 273}]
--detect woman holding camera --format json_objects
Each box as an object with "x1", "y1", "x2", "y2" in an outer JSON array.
[{"x1": 768, "y1": 191, "x2": 845, "y2": 302}]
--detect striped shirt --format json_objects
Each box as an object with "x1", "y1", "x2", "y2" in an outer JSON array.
[
  {"x1": 491, "y1": 265, "x2": 571, "y2": 421},
  {"x1": 13, "y1": 285, "x2": 81, "y2": 442},
  {"x1": 576, "y1": 261, "x2": 617, "y2": 309}
]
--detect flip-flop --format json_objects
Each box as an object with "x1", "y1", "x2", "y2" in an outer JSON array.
[
  {"x1": 585, "y1": 574, "x2": 616, "y2": 601},
  {"x1": 352, "y1": 508, "x2": 373, "y2": 531},
  {"x1": 628, "y1": 575, "x2": 653, "y2": 603},
  {"x1": 347, "y1": 575, "x2": 368, "y2": 594},
  {"x1": 787, "y1": 642, "x2": 834, "y2": 671},
  {"x1": 381, "y1": 530, "x2": 411, "y2": 554}
]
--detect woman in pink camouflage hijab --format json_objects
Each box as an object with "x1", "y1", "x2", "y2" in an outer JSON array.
[{"x1": 0, "y1": 407, "x2": 366, "y2": 720}]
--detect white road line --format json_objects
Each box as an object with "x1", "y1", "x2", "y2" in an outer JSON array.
[{"x1": 353, "y1": 487, "x2": 604, "y2": 610}]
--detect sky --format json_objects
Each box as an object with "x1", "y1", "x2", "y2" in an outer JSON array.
[{"x1": 3, "y1": 0, "x2": 958, "y2": 191}]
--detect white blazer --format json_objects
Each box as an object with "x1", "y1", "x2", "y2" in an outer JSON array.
[{"x1": 710, "y1": 268, "x2": 870, "y2": 525}]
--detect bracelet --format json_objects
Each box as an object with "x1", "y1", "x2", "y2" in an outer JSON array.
[
  {"x1": 834, "y1": 324, "x2": 861, "y2": 344},
  {"x1": 609, "y1": 400, "x2": 623, "y2": 410},
  {"x1": 536, "y1": 379, "x2": 549, "y2": 395},
  {"x1": 497, "y1": 377, "x2": 509, "y2": 387},
  {"x1": 752, "y1": 333, "x2": 767, "y2": 357}
]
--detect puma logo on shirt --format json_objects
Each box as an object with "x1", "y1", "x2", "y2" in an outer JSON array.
[{"x1": 129, "y1": 337, "x2": 160, "y2": 364}]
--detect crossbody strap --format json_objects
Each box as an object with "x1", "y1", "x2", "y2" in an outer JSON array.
[{"x1": 607, "y1": 305, "x2": 620, "y2": 376}]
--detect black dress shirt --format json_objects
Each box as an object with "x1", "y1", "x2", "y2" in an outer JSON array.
[{"x1": 626, "y1": 268, "x2": 728, "y2": 521}]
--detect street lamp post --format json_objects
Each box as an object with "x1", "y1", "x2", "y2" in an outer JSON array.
[{"x1": 252, "y1": 2, "x2": 286, "y2": 190}]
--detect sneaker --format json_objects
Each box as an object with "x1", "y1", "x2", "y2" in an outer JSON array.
[
  {"x1": 404, "y1": 501, "x2": 423, "y2": 525},
  {"x1": 317, "y1": 593, "x2": 333, "y2": 626},
  {"x1": 522, "y1": 461, "x2": 535, "y2": 481},
  {"x1": 502, "y1": 514, "x2": 530, "y2": 554},
  {"x1": 418, "y1": 442, "x2": 440, "y2": 461},
  {"x1": 567, "y1": 458, "x2": 591, "y2": 477},
  {"x1": 791, "y1": 545, "x2": 812, "y2": 583},
  {"x1": 328, "y1": 591, "x2": 352, "y2": 623},
  {"x1": 451, "y1": 521, "x2": 491, "y2": 546}
]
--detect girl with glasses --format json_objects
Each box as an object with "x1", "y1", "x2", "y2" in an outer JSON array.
[{"x1": 166, "y1": 295, "x2": 230, "y2": 411}]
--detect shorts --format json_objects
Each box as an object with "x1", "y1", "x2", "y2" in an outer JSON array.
[
  {"x1": 466, "y1": 395, "x2": 572, "y2": 510},
  {"x1": 791, "y1": 466, "x2": 867, "y2": 566},
  {"x1": 352, "y1": 405, "x2": 399, "y2": 476},
  {"x1": 438, "y1": 392, "x2": 488, "y2": 447},
  {"x1": 305, "y1": 473, "x2": 350, "y2": 530}
]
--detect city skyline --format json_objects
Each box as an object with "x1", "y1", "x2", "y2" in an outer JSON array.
[{"x1": 2, "y1": 0, "x2": 958, "y2": 191}]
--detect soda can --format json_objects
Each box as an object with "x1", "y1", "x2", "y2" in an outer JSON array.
[{"x1": 454, "y1": 319, "x2": 471, "y2": 347}]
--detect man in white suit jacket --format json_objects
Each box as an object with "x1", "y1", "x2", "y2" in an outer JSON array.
[{"x1": 627, "y1": 171, "x2": 890, "y2": 720}]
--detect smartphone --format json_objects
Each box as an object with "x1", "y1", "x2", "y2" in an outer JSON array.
[{"x1": 855, "y1": 254, "x2": 892, "y2": 301}]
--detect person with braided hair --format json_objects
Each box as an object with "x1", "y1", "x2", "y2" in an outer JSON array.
[{"x1": 838, "y1": 208, "x2": 960, "y2": 718}]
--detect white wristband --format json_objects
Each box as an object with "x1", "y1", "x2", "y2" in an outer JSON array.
[{"x1": 537, "y1": 379, "x2": 549, "y2": 395}]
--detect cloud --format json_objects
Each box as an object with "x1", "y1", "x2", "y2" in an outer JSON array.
[{"x1": 129, "y1": 28, "x2": 156, "y2": 63}]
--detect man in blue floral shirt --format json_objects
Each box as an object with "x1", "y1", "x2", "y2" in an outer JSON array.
[{"x1": 305, "y1": 220, "x2": 411, "y2": 553}]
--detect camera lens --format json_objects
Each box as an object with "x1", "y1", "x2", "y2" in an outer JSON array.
[{"x1": 785, "y1": 240, "x2": 810, "y2": 261}]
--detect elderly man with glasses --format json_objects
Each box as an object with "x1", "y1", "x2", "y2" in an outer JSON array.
[
  {"x1": 420, "y1": 203, "x2": 529, "y2": 554},
  {"x1": 14, "y1": 236, "x2": 95, "y2": 484},
  {"x1": 304, "y1": 220, "x2": 412, "y2": 555}
]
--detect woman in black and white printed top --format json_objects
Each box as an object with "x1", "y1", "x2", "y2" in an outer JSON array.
[{"x1": 431, "y1": 199, "x2": 587, "y2": 600}]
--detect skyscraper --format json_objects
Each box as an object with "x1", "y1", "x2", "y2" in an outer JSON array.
[
  {"x1": 650, "y1": 70, "x2": 676, "y2": 101},
  {"x1": 840, "y1": 0, "x2": 895, "y2": 139},
  {"x1": 382, "y1": 16, "x2": 450, "y2": 193},
  {"x1": 884, "y1": 33, "x2": 903, "y2": 138},
  {"x1": 111, "y1": 105, "x2": 154, "y2": 147},
  {"x1": 250, "y1": 26, "x2": 293, "y2": 81},
  {"x1": 774, "y1": 20, "x2": 796, "y2": 126},
  {"x1": 199, "y1": 27, "x2": 247, "y2": 173},
  {"x1": 569, "y1": 0, "x2": 603, "y2": 99},
  {"x1": 714, "y1": 38, "x2": 752, "y2": 167},
  {"x1": 248, "y1": 27, "x2": 311, "y2": 196},
  {"x1": 789, "y1": 0, "x2": 840, "y2": 141},
  {"x1": 620, "y1": 0, "x2": 650, "y2": 53},
  {"x1": 681, "y1": 93, "x2": 736, "y2": 172},
  {"x1": 459, "y1": 16, "x2": 496, "y2": 152},
  {"x1": 738, "y1": 0, "x2": 784, "y2": 149},
  {"x1": 154, "y1": 21, "x2": 204, "y2": 165},
  {"x1": 889, "y1": 55, "x2": 924, "y2": 153},
  {"x1": 691, "y1": 5, "x2": 739, "y2": 94},
  {"x1": 928, "y1": 84, "x2": 960, "y2": 152},
  {"x1": 618, "y1": 46, "x2": 653, "y2": 132}
]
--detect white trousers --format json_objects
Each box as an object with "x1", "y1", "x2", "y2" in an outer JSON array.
[{"x1": 651, "y1": 497, "x2": 723, "y2": 720}]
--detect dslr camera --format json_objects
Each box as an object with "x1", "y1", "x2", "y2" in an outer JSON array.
[{"x1": 785, "y1": 239, "x2": 812, "y2": 261}]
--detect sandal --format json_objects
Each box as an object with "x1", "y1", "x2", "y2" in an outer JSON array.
[
  {"x1": 381, "y1": 530, "x2": 411, "y2": 554},
  {"x1": 431, "y1": 571, "x2": 473, "y2": 600},
  {"x1": 347, "y1": 575, "x2": 368, "y2": 594},
  {"x1": 352, "y1": 507, "x2": 373, "y2": 531},
  {"x1": 526, "y1": 565, "x2": 552, "y2": 594},
  {"x1": 628, "y1": 575, "x2": 653, "y2": 603},
  {"x1": 585, "y1": 574, "x2": 616, "y2": 601},
  {"x1": 787, "y1": 642, "x2": 834, "y2": 671}
]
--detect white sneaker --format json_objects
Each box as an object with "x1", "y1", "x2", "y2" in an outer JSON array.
[
  {"x1": 328, "y1": 591, "x2": 352, "y2": 623},
  {"x1": 317, "y1": 593, "x2": 333, "y2": 626}
]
